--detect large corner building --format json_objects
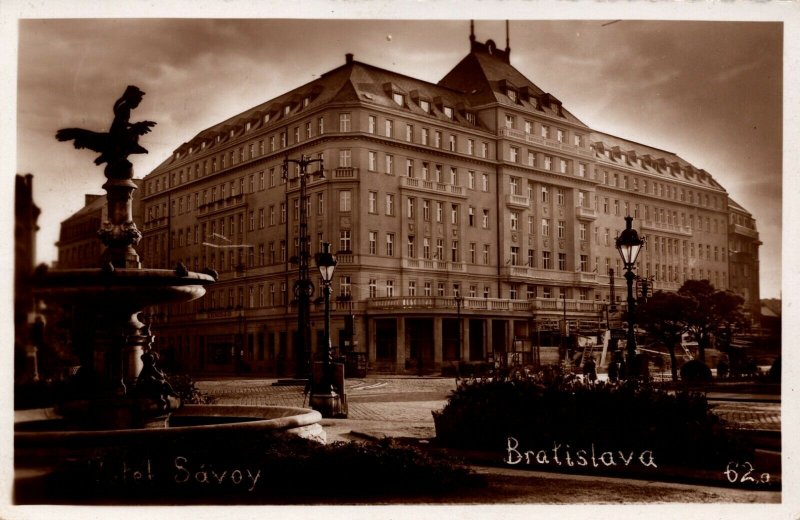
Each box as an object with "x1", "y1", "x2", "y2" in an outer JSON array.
[{"x1": 131, "y1": 32, "x2": 761, "y2": 375}]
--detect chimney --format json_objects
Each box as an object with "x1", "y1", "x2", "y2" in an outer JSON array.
[{"x1": 345, "y1": 53, "x2": 354, "y2": 64}]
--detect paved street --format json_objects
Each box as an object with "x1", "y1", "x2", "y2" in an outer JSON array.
[{"x1": 194, "y1": 376, "x2": 781, "y2": 441}]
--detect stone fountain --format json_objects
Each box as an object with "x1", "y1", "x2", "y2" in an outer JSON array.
[{"x1": 15, "y1": 87, "x2": 323, "y2": 500}]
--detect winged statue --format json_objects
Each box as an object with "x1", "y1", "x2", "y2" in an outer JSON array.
[{"x1": 56, "y1": 85, "x2": 156, "y2": 168}]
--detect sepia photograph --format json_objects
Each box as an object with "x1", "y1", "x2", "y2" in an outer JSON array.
[{"x1": 4, "y1": 2, "x2": 797, "y2": 519}]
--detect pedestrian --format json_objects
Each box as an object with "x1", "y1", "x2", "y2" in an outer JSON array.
[
  {"x1": 608, "y1": 357, "x2": 619, "y2": 382},
  {"x1": 583, "y1": 356, "x2": 597, "y2": 384}
]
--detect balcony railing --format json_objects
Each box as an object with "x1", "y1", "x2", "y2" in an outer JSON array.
[
  {"x1": 403, "y1": 258, "x2": 466, "y2": 272},
  {"x1": 400, "y1": 176, "x2": 466, "y2": 198},
  {"x1": 505, "y1": 194, "x2": 530, "y2": 208},
  {"x1": 640, "y1": 220, "x2": 693, "y2": 236},
  {"x1": 730, "y1": 223, "x2": 759, "y2": 239},
  {"x1": 498, "y1": 127, "x2": 595, "y2": 158},
  {"x1": 365, "y1": 295, "x2": 604, "y2": 314},
  {"x1": 575, "y1": 205, "x2": 597, "y2": 220},
  {"x1": 504, "y1": 266, "x2": 597, "y2": 284}
]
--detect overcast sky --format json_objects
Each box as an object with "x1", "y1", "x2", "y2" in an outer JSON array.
[{"x1": 10, "y1": 15, "x2": 787, "y2": 299}]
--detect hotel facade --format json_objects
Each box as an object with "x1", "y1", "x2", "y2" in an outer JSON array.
[{"x1": 130, "y1": 34, "x2": 760, "y2": 375}]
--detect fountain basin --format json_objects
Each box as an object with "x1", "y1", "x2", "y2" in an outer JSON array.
[
  {"x1": 15, "y1": 405, "x2": 325, "y2": 450},
  {"x1": 33, "y1": 267, "x2": 215, "y2": 308}
]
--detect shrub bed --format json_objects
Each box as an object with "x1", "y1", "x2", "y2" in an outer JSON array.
[
  {"x1": 25, "y1": 433, "x2": 485, "y2": 503},
  {"x1": 434, "y1": 376, "x2": 752, "y2": 469}
]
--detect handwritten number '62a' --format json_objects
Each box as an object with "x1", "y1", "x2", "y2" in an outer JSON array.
[{"x1": 724, "y1": 462, "x2": 770, "y2": 484}]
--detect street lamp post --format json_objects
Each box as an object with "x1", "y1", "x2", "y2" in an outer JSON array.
[
  {"x1": 454, "y1": 294, "x2": 463, "y2": 360},
  {"x1": 283, "y1": 155, "x2": 324, "y2": 377},
  {"x1": 615, "y1": 216, "x2": 645, "y2": 377},
  {"x1": 311, "y1": 242, "x2": 341, "y2": 417}
]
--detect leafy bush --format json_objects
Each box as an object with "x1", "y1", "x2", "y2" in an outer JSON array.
[
  {"x1": 34, "y1": 432, "x2": 484, "y2": 503},
  {"x1": 680, "y1": 360, "x2": 713, "y2": 383},
  {"x1": 167, "y1": 374, "x2": 214, "y2": 404},
  {"x1": 434, "y1": 376, "x2": 752, "y2": 469}
]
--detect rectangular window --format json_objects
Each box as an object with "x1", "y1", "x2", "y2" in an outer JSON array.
[
  {"x1": 544, "y1": 156, "x2": 552, "y2": 170},
  {"x1": 541, "y1": 186, "x2": 549, "y2": 204},
  {"x1": 369, "y1": 279, "x2": 377, "y2": 298},
  {"x1": 435, "y1": 131, "x2": 442, "y2": 148},
  {"x1": 339, "y1": 190, "x2": 352, "y2": 212},
  {"x1": 482, "y1": 209, "x2": 490, "y2": 229},
  {"x1": 422, "y1": 128, "x2": 429, "y2": 145},
  {"x1": 468, "y1": 206, "x2": 475, "y2": 227},
  {"x1": 467, "y1": 139, "x2": 474, "y2": 155},
  {"x1": 408, "y1": 280, "x2": 416, "y2": 296},
  {"x1": 542, "y1": 251, "x2": 552, "y2": 270},
  {"x1": 510, "y1": 211, "x2": 519, "y2": 231},
  {"x1": 339, "y1": 230, "x2": 351, "y2": 252},
  {"x1": 368, "y1": 151, "x2": 377, "y2": 171},
  {"x1": 510, "y1": 147, "x2": 519, "y2": 163},
  {"x1": 386, "y1": 281, "x2": 394, "y2": 297},
  {"x1": 368, "y1": 191, "x2": 378, "y2": 213},
  {"x1": 339, "y1": 113, "x2": 351, "y2": 132},
  {"x1": 339, "y1": 149, "x2": 351, "y2": 167},
  {"x1": 422, "y1": 200, "x2": 430, "y2": 221},
  {"x1": 451, "y1": 204, "x2": 459, "y2": 225},
  {"x1": 368, "y1": 115, "x2": 376, "y2": 134},
  {"x1": 482, "y1": 142, "x2": 488, "y2": 158},
  {"x1": 481, "y1": 173, "x2": 489, "y2": 191},
  {"x1": 407, "y1": 197, "x2": 416, "y2": 218},
  {"x1": 406, "y1": 159, "x2": 414, "y2": 177},
  {"x1": 368, "y1": 231, "x2": 377, "y2": 255},
  {"x1": 318, "y1": 117, "x2": 324, "y2": 135},
  {"x1": 406, "y1": 124, "x2": 413, "y2": 142},
  {"x1": 542, "y1": 219, "x2": 550, "y2": 237},
  {"x1": 436, "y1": 201, "x2": 443, "y2": 222},
  {"x1": 385, "y1": 119, "x2": 393, "y2": 138},
  {"x1": 407, "y1": 235, "x2": 416, "y2": 257},
  {"x1": 385, "y1": 154, "x2": 394, "y2": 174},
  {"x1": 386, "y1": 234, "x2": 394, "y2": 256},
  {"x1": 386, "y1": 194, "x2": 395, "y2": 216},
  {"x1": 423, "y1": 237, "x2": 431, "y2": 259},
  {"x1": 483, "y1": 244, "x2": 490, "y2": 265},
  {"x1": 557, "y1": 220, "x2": 566, "y2": 239},
  {"x1": 258, "y1": 208, "x2": 265, "y2": 228},
  {"x1": 449, "y1": 135, "x2": 456, "y2": 151}
]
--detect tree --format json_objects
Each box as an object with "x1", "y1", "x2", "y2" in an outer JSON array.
[
  {"x1": 678, "y1": 280, "x2": 717, "y2": 363},
  {"x1": 638, "y1": 291, "x2": 692, "y2": 382},
  {"x1": 678, "y1": 280, "x2": 746, "y2": 364}
]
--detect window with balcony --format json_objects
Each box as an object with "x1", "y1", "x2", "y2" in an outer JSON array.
[
  {"x1": 339, "y1": 149, "x2": 351, "y2": 168},
  {"x1": 542, "y1": 251, "x2": 552, "y2": 270},
  {"x1": 339, "y1": 230, "x2": 351, "y2": 252}
]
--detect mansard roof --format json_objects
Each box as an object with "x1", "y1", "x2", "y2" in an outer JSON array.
[
  {"x1": 591, "y1": 130, "x2": 725, "y2": 191},
  {"x1": 438, "y1": 39, "x2": 588, "y2": 128}
]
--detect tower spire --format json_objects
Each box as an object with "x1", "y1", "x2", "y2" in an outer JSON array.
[
  {"x1": 470, "y1": 20, "x2": 475, "y2": 44},
  {"x1": 505, "y1": 19, "x2": 511, "y2": 60}
]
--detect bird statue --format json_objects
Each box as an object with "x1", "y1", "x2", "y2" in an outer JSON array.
[{"x1": 56, "y1": 85, "x2": 156, "y2": 174}]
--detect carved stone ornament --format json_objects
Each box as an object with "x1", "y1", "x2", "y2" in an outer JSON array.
[{"x1": 97, "y1": 221, "x2": 142, "y2": 247}]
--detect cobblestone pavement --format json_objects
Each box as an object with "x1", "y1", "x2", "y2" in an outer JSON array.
[{"x1": 194, "y1": 377, "x2": 781, "y2": 439}]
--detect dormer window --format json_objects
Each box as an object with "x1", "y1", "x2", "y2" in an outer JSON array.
[
  {"x1": 465, "y1": 112, "x2": 476, "y2": 125},
  {"x1": 230, "y1": 130, "x2": 235, "y2": 138},
  {"x1": 264, "y1": 113, "x2": 271, "y2": 123},
  {"x1": 283, "y1": 105, "x2": 291, "y2": 115},
  {"x1": 508, "y1": 89, "x2": 518, "y2": 103},
  {"x1": 392, "y1": 92, "x2": 405, "y2": 106},
  {"x1": 420, "y1": 100, "x2": 431, "y2": 113},
  {"x1": 189, "y1": 146, "x2": 194, "y2": 155},
  {"x1": 216, "y1": 135, "x2": 221, "y2": 143},
  {"x1": 303, "y1": 97, "x2": 310, "y2": 108},
  {"x1": 201, "y1": 142, "x2": 206, "y2": 150},
  {"x1": 245, "y1": 122, "x2": 251, "y2": 131},
  {"x1": 443, "y1": 106, "x2": 454, "y2": 119}
]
